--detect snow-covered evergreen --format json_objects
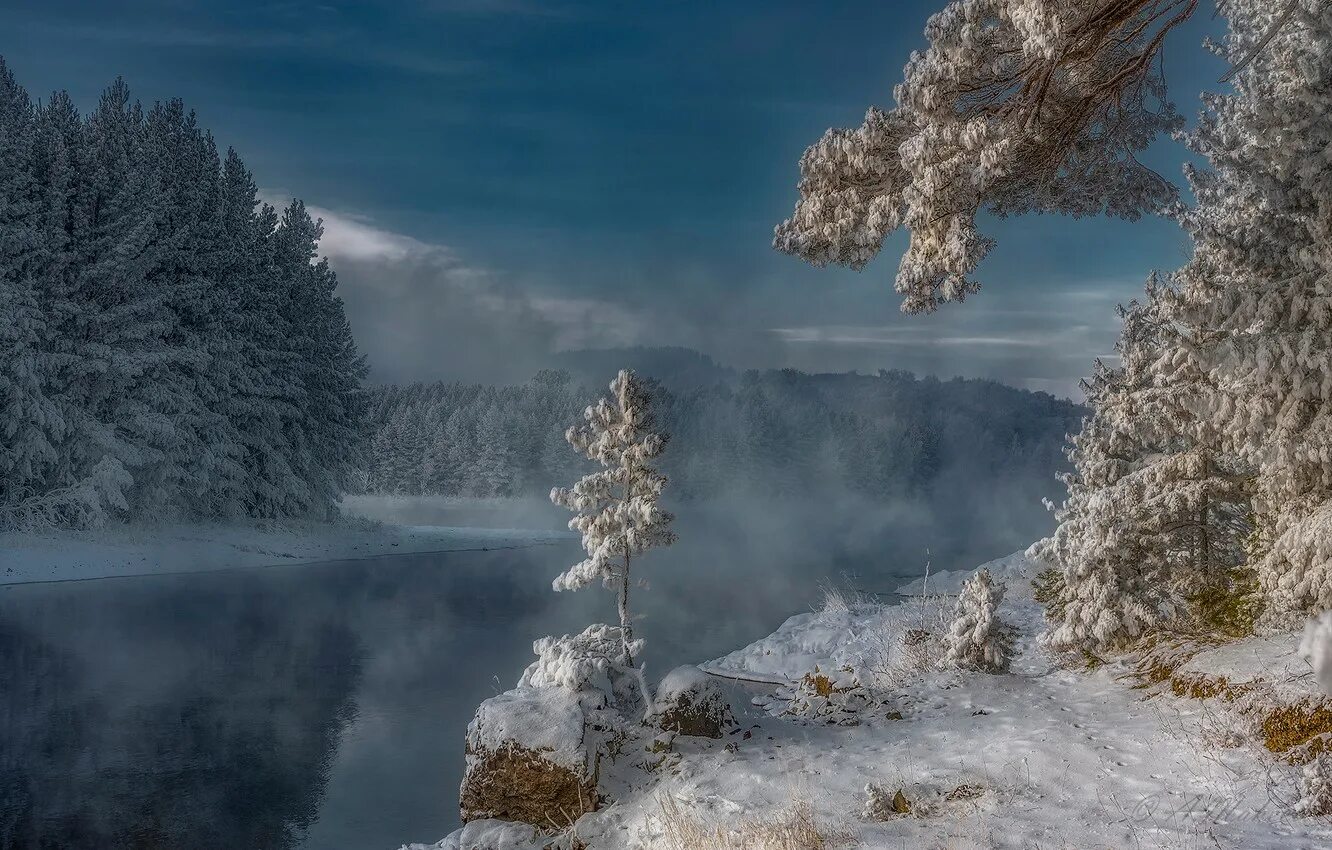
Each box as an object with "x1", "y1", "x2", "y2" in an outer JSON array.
[
  {"x1": 1032, "y1": 284, "x2": 1251, "y2": 650},
  {"x1": 777, "y1": 1, "x2": 1332, "y2": 635},
  {"x1": 0, "y1": 59, "x2": 364, "y2": 527},
  {"x1": 942, "y1": 568, "x2": 1012, "y2": 672},
  {"x1": 550, "y1": 369, "x2": 676, "y2": 665},
  {"x1": 1159, "y1": 1, "x2": 1332, "y2": 618}
]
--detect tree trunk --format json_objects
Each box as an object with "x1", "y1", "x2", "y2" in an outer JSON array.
[{"x1": 619, "y1": 547, "x2": 633, "y2": 666}]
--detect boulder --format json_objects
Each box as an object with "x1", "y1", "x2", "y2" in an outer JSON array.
[
  {"x1": 652, "y1": 665, "x2": 735, "y2": 738},
  {"x1": 460, "y1": 686, "x2": 601, "y2": 826}
]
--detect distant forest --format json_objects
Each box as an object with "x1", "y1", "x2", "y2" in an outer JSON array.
[
  {"x1": 362, "y1": 351, "x2": 1085, "y2": 508},
  {"x1": 0, "y1": 60, "x2": 365, "y2": 527}
]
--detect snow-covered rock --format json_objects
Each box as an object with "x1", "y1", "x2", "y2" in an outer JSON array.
[
  {"x1": 400, "y1": 819, "x2": 543, "y2": 850},
  {"x1": 652, "y1": 665, "x2": 734, "y2": 738},
  {"x1": 460, "y1": 686, "x2": 600, "y2": 826}
]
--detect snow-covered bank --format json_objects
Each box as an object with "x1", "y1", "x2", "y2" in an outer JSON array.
[
  {"x1": 414, "y1": 549, "x2": 1332, "y2": 850},
  {"x1": 0, "y1": 521, "x2": 575, "y2": 586}
]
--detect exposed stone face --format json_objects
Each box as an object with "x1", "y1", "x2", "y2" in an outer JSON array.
[
  {"x1": 460, "y1": 686, "x2": 602, "y2": 827},
  {"x1": 459, "y1": 741, "x2": 599, "y2": 826},
  {"x1": 652, "y1": 665, "x2": 735, "y2": 739}
]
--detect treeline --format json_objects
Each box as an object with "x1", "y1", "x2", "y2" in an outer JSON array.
[
  {"x1": 0, "y1": 59, "x2": 365, "y2": 527},
  {"x1": 362, "y1": 365, "x2": 1083, "y2": 503}
]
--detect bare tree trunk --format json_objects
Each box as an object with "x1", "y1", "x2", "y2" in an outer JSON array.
[
  {"x1": 619, "y1": 547, "x2": 633, "y2": 666},
  {"x1": 1199, "y1": 452, "x2": 1211, "y2": 576}
]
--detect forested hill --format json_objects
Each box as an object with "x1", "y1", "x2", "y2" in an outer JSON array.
[{"x1": 362, "y1": 360, "x2": 1085, "y2": 508}]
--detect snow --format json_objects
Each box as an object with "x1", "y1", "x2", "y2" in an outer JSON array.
[
  {"x1": 1300, "y1": 612, "x2": 1332, "y2": 696},
  {"x1": 400, "y1": 819, "x2": 540, "y2": 850},
  {"x1": 423, "y1": 547, "x2": 1332, "y2": 849},
  {"x1": 656, "y1": 664, "x2": 714, "y2": 702},
  {"x1": 894, "y1": 549, "x2": 1032, "y2": 596},
  {"x1": 0, "y1": 520, "x2": 574, "y2": 586},
  {"x1": 466, "y1": 687, "x2": 589, "y2": 774},
  {"x1": 1182, "y1": 630, "x2": 1321, "y2": 697}
]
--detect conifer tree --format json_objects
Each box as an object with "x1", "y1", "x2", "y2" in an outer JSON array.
[
  {"x1": 1157, "y1": 1, "x2": 1332, "y2": 618},
  {"x1": 1032, "y1": 285, "x2": 1251, "y2": 650},
  {"x1": 551, "y1": 370, "x2": 676, "y2": 665},
  {"x1": 0, "y1": 58, "x2": 58, "y2": 512},
  {"x1": 0, "y1": 61, "x2": 366, "y2": 527},
  {"x1": 943, "y1": 568, "x2": 1013, "y2": 672}
]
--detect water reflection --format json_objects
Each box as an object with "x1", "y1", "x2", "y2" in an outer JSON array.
[
  {"x1": 0, "y1": 544, "x2": 618, "y2": 850},
  {"x1": 0, "y1": 568, "x2": 361, "y2": 850},
  {"x1": 0, "y1": 511, "x2": 1025, "y2": 850}
]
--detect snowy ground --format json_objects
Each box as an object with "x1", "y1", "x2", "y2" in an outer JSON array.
[
  {"x1": 418, "y1": 550, "x2": 1332, "y2": 850},
  {"x1": 0, "y1": 519, "x2": 574, "y2": 586}
]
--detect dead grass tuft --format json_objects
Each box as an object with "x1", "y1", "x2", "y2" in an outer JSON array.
[
  {"x1": 1261, "y1": 701, "x2": 1332, "y2": 761},
  {"x1": 657, "y1": 797, "x2": 855, "y2": 850}
]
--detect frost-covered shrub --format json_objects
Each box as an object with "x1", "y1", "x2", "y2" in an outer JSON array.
[
  {"x1": 1296, "y1": 754, "x2": 1332, "y2": 817},
  {"x1": 943, "y1": 569, "x2": 1013, "y2": 673},
  {"x1": 1299, "y1": 612, "x2": 1332, "y2": 696},
  {"x1": 518, "y1": 624, "x2": 643, "y2": 702},
  {"x1": 860, "y1": 595, "x2": 950, "y2": 690},
  {"x1": 0, "y1": 457, "x2": 132, "y2": 531}
]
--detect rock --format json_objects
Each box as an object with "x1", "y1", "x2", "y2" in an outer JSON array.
[
  {"x1": 652, "y1": 665, "x2": 734, "y2": 738},
  {"x1": 647, "y1": 732, "x2": 675, "y2": 754},
  {"x1": 892, "y1": 789, "x2": 912, "y2": 814},
  {"x1": 460, "y1": 687, "x2": 601, "y2": 826}
]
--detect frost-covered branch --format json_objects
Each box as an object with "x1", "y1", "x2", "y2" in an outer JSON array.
[{"x1": 775, "y1": 0, "x2": 1191, "y2": 312}]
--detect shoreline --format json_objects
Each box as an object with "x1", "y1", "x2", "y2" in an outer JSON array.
[{"x1": 0, "y1": 521, "x2": 577, "y2": 587}]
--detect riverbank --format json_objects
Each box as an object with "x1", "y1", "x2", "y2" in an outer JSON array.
[
  {"x1": 0, "y1": 520, "x2": 575, "y2": 586},
  {"x1": 415, "y1": 550, "x2": 1332, "y2": 850}
]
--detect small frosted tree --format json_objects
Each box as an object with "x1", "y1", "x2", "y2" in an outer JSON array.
[
  {"x1": 551, "y1": 369, "x2": 676, "y2": 666},
  {"x1": 943, "y1": 569, "x2": 1013, "y2": 672}
]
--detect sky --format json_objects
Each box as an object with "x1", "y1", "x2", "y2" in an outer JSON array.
[{"x1": 0, "y1": 1, "x2": 1230, "y2": 399}]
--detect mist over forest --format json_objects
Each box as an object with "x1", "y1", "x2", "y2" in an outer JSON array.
[{"x1": 358, "y1": 347, "x2": 1085, "y2": 574}]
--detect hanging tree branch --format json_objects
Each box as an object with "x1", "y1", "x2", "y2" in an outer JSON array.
[{"x1": 774, "y1": 0, "x2": 1200, "y2": 313}]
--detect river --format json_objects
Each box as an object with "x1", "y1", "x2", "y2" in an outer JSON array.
[
  {"x1": 0, "y1": 507, "x2": 1024, "y2": 850},
  {"x1": 0, "y1": 538, "x2": 848, "y2": 849}
]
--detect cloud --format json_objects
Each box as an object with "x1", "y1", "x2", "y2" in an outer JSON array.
[
  {"x1": 275, "y1": 197, "x2": 650, "y2": 384},
  {"x1": 307, "y1": 205, "x2": 441, "y2": 263},
  {"x1": 770, "y1": 326, "x2": 1047, "y2": 348},
  {"x1": 250, "y1": 195, "x2": 1129, "y2": 400}
]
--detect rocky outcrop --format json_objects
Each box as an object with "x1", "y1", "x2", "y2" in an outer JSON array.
[{"x1": 460, "y1": 686, "x2": 601, "y2": 826}]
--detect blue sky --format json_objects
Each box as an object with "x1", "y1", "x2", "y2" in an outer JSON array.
[{"x1": 2, "y1": 0, "x2": 1229, "y2": 397}]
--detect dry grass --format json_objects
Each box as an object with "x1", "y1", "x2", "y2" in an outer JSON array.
[
  {"x1": 657, "y1": 797, "x2": 855, "y2": 850},
  {"x1": 861, "y1": 594, "x2": 952, "y2": 692}
]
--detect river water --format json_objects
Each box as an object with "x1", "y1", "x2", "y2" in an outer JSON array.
[{"x1": 0, "y1": 513, "x2": 1021, "y2": 850}]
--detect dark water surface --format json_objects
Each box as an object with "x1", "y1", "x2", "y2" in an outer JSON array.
[
  {"x1": 0, "y1": 512, "x2": 1022, "y2": 850},
  {"x1": 0, "y1": 538, "x2": 865, "y2": 850}
]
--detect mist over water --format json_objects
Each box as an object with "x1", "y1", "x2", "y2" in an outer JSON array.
[{"x1": 0, "y1": 485, "x2": 1052, "y2": 849}]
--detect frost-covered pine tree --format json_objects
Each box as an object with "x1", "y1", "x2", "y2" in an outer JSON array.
[
  {"x1": 0, "y1": 58, "x2": 59, "y2": 514},
  {"x1": 779, "y1": 1, "x2": 1332, "y2": 633},
  {"x1": 551, "y1": 369, "x2": 676, "y2": 665},
  {"x1": 1157, "y1": 1, "x2": 1332, "y2": 618},
  {"x1": 943, "y1": 568, "x2": 1013, "y2": 672},
  {"x1": 1031, "y1": 283, "x2": 1251, "y2": 650}
]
